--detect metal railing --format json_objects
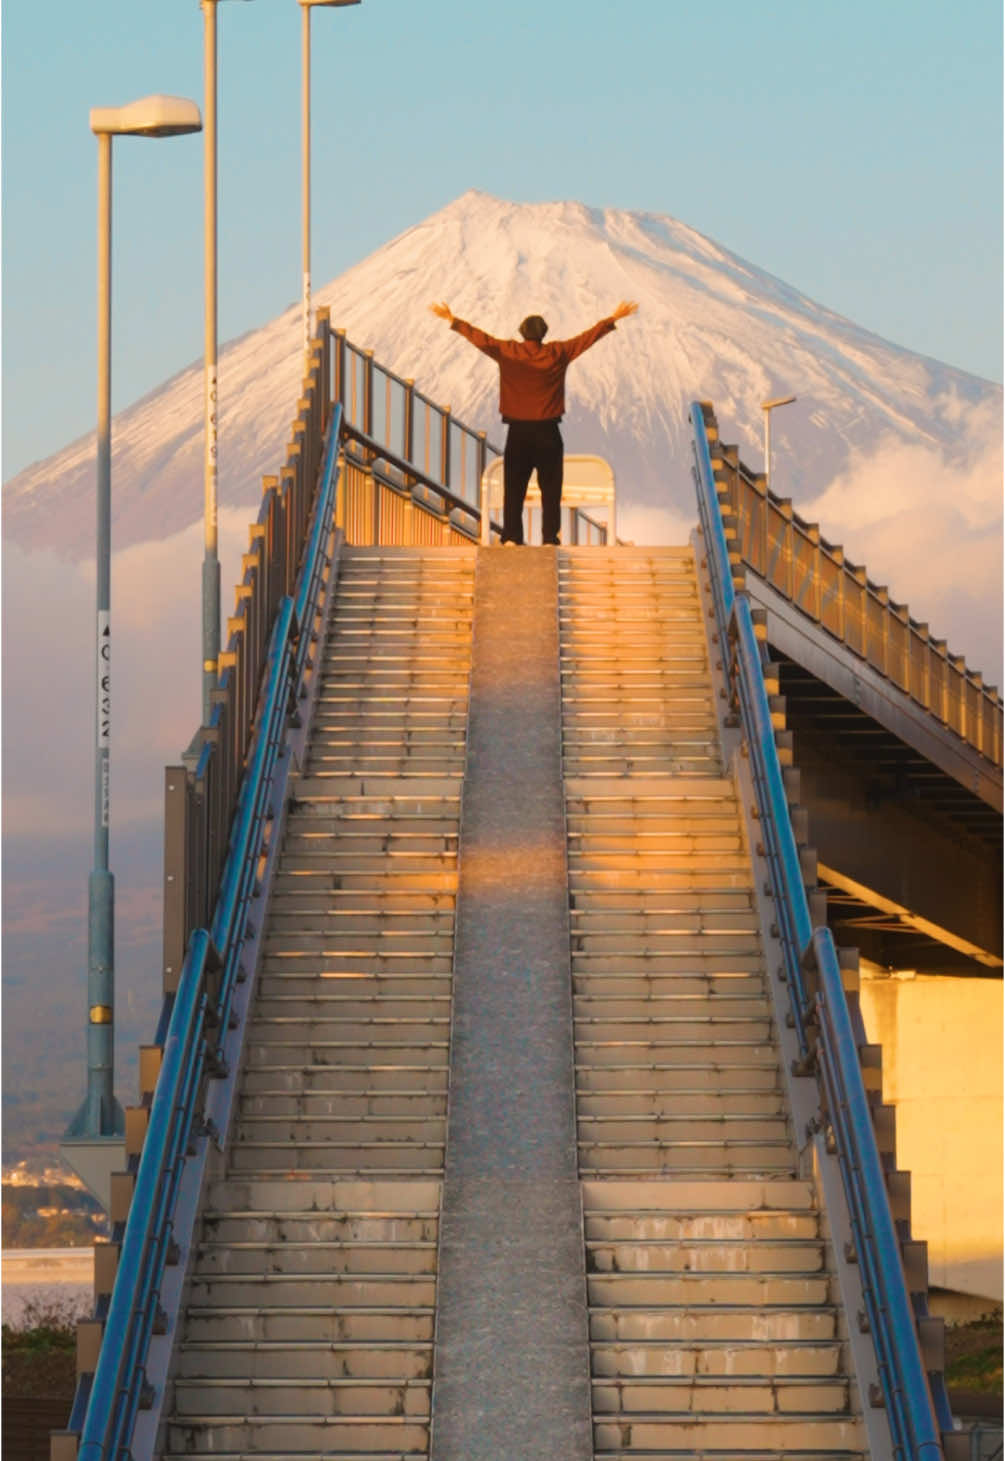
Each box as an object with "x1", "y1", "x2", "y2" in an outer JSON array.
[
  {"x1": 710, "y1": 439, "x2": 1002, "y2": 768},
  {"x1": 691, "y1": 399, "x2": 951, "y2": 1461},
  {"x1": 163, "y1": 323, "x2": 335, "y2": 984},
  {"x1": 330, "y1": 327, "x2": 609, "y2": 547},
  {"x1": 68, "y1": 317, "x2": 343, "y2": 1461}
]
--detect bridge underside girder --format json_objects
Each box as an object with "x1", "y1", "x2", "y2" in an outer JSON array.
[{"x1": 776, "y1": 651, "x2": 1003, "y2": 975}]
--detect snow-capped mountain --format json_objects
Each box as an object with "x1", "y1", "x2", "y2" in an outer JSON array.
[{"x1": 5, "y1": 189, "x2": 1000, "y2": 564}]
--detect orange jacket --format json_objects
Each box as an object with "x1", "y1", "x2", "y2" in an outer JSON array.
[{"x1": 450, "y1": 315, "x2": 616, "y2": 421}]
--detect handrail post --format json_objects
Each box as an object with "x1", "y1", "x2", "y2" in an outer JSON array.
[
  {"x1": 333, "y1": 327, "x2": 346, "y2": 411},
  {"x1": 404, "y1": 379, "x2": 415, "y2": 482},
  {"x1": 441, "y1": 406, "x2": 451, "y2": 491}
]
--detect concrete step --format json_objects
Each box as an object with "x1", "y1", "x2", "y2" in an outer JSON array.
[
  {"x1": 592, "y1": 1413, "x2": 863, "y2": 1451},
  {"x1": 234, "y1": 1116, "x2": 446, "y2": 1146},
  {"x1": 164, "y1": 1415, "x2": 429, "y2": 1453},
  {"x1": 256, "y1": 953, "x2": 455, "y2": 975},
  {"x1": 567, "y1": 814, "x2": 745, "y2": 834},
  {"x1": 241, "y1": 1065, "x2": 449, "y2": 1095},
  {"x1": 578, "y1": 1116, "x2": 791, "y2": 1145},
  {"x1": 572, "y1": 972, "x2": 767, "y2": 996},
  {"x1": 187, "y1": 1274, "x2": 437, "y2": 1308},
  {"x1": 227, "y1": 1143, "x2": 444, "y2": 1175},
  {"x1": 569, "y1": 851, "x2": 749, "y2": 873},
  {"x1": 574, "y1": 1039, "x2": 779, "y2": 1066},
  {"x1": 586, "y1": 1272, "x2": 833, "y2": 1306},
  {"x1": 202, "y1": 1213, "x2": 438, "y2": 1246},
  {"x1": 589, "y1": 1305, "x2": 839, "y2": 1343},
  {"x1": 193, "y1": 1240, "x2": 438, "y2": 1276},
  {"x1": 590, "y1": 1337, "x2": 844, "y2": 1377},
  {"x1": 569, "y1": 953, "x2": 766, "y2": 974},
  {"x1": 266, "y1": 873, "x2": 459, "y2": 896},
  {"x1": 573, "y1": 996, "x2": 771, "y2": 1019},
  {"x1": 569, "y1": 892, "x2": 754, "y2": 914},
  {"x1": 586, "y1": 1239, "x2": 824, "y2": 1274},
  {"x1": 305, "y1": 758, "x2": 465, "y2": 777},
  {"x1": 267, "y1": 888, "x2": 457, "y2": 911},
  {"x1": 246, "y1": 1016, "x2": 450, "y2": 1043},
  {"x1": 263, "y1": 932, "x2": 454, "y2": 958},
  {"x1": 174, "y1": 1340, "x2": 433, "y2": 1380},
  {"x1": 576, "y1": 1065, "x2": 781, "y2": 1093},
  {"x1": 182, "y1": 1306, "x2": 434, "y2": 1344},
  {"x1": 588, "y1": 1453, "x2": 862, "y2": 1461},
  {"x1": 570, "y1": 837, "x2": 746, "y2": 858},
  {"x1": 573, "y1": 1017, "x2": 773, "y2": 1042},
  {"x1": 578, "y1": 1089, "x2": 786, "y2": 1119},
  {"x1": 579, "y1": 1148, "x2": 797, "y2": 1178},
  {"x1": 203, "y1": 1176, "x2": 441, "y2": 1214},
  {"x1": 256, "y1": 973, "x2": 453, "y2": 999},
  {"x1": 585, "y1": 1210, "x2": 819, "y2": 1242},
  {"x1": 265, "y1": 908, "x2": 456, "y2": 933},
  {"x1": 239, "y1": 1092, "x2": 448, "y2": 1121},
  {"x1": 172, "y1": 1375, "x2": 431, "y2": 1417},
  {"x1": 278, "y1": 851, "x2": 458, "y2": 873},
  {"x1": 252, "y1": 994, "x2": 451, "y2": 1020},
  {"x1": 592, "y1": 1372, "x2": 850, "y2": 1414}
]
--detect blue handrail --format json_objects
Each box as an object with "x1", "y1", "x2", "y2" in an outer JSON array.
[
  {"x1": 77, "y1": 401, "x2": 344, "y2": 1461},
  {"x1": 690, "y1": 401, "x2": 946, "y2": 1461}
]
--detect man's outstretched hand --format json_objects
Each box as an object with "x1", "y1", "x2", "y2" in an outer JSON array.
[
  {"x1": 430, "y1": 301, "x2": 454, "y2": 324},
  {"x1": 611, "y1": 300, "x2": 639, "y2": 322}
]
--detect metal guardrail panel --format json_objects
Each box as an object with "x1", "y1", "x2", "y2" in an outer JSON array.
[{"x1": 712, "y1": 439, "x2": 1002, "y2": 775}]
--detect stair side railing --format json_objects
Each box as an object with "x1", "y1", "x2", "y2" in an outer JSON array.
[
  {"x1": 60, "y1": 315, "x2": 343, "y2": 1461},
  {"x1": 713, "y1": 441, "x2": 1001, "y2": 771},
  {"x1": 329, "y1": 326, "x2": 609, "y2": 545},
  {"x1": 691, "y1": 398, "x2": 950, "y2": 1461}
]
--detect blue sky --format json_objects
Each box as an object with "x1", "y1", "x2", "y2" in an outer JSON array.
[{"x1": 2, "y1": 0, "x2": 1002, "y2": 481}]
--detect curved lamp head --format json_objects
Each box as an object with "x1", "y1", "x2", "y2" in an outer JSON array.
[
  {"x1": 90, "y1": 95, "x2": 202, "y2": 138},
  {"x1": 761, "y1": 395, "x2": 797, "y2": 412},
  {"x1": 298, "y1": 1, "x2": 361, "y2": 7}
]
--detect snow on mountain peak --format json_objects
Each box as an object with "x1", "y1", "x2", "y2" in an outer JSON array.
[{"x1": 3, "y1": 190, "x2": 1000, "y2": 618}]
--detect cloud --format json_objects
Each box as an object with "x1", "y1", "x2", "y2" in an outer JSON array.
[
  {"x1": 800, "y1": 420, "x2": 1003, "y2": 681},
  {"x1": 2, "y1": 507, "x2": 256, "y2": 844}
]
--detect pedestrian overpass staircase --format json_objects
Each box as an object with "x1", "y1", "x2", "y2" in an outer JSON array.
[{"x1": 56, "y1": 315, "x2": 999, "y2": 1461}]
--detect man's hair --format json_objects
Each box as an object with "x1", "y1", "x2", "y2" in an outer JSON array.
[{"x1": 519, "y1": 315, "x2": 548, "y2": 342}]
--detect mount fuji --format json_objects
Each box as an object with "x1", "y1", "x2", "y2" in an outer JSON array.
[{"x1": 5, "y1": 190, "x2": 1001, "y2": 570}]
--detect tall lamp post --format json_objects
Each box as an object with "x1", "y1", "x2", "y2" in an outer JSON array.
[
  {"x1": 63, "y1": 95, "x2": 202, "y2": 1211},
  {"x1": 762, "y1": 394, "x2": 797, "y2": 487},
  {"x1": 300, "y1": 0, "x2": 360, "y2": 355},
  {"x1": 200, "y1": 0, "x2": 253, "y2": 726}
]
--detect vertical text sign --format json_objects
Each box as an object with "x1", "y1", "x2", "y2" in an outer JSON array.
[{"x1": 98, "y1": 611, "x2": 110, "y2": 827}]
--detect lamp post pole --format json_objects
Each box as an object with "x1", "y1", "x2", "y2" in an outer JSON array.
[
  {"x1": 90, "y1": 124, "x2": 115, "y2": 1136},
  {"x1": 202, "y1": 0, "x2": 220, "y2": 725},
  {"x1": 64, "y1": 96, "x2": 202, "y2": 1207},
  {"x1": 299, "y1": 0, "x2": 360, "y2": 356},
  {"x1": 762, "y1": 394, "x2": 797, "y2": 487}
]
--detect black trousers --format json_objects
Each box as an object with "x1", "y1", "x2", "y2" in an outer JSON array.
[{"x1": 502, "y1": 419, "x2": 563, "y2": 544}]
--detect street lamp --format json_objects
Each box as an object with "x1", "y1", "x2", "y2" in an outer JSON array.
[
  {"x1": 761, "y1": 394, "x2": 796, "y2": 487},
  {"x1": 63, "y1": 94, "x2": 202, "y2": 1210},
  {"x1": 200, "y1": 0, "x2": 253, "y2": 727},
  {"x1": 300, "y1": 0, "x2": 361, "y2": 355}
]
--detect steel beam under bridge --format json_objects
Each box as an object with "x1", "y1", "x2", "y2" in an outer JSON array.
[{"x1": 752, "y1": 579, "x2": 1002, "y2": 974}]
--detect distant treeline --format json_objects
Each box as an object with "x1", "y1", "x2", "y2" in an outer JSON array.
[{"x1": 2, "y1": 1183, "x2": 109, "y2": 1248}]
